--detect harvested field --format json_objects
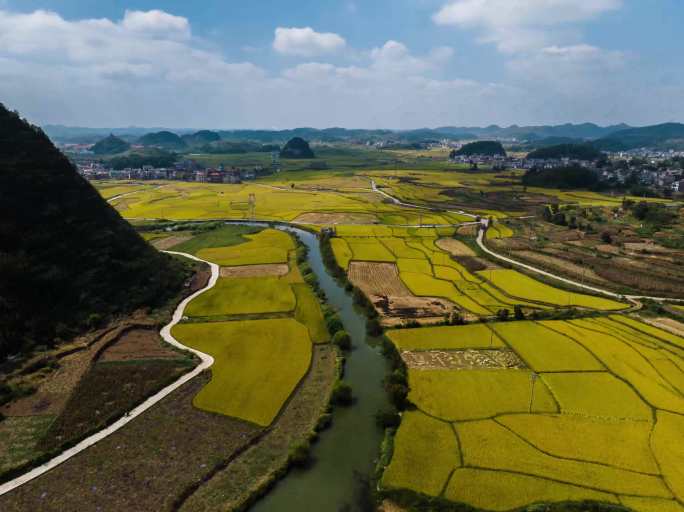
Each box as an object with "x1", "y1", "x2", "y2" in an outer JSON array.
[
  {"x1": 644, "y1": 317, "x2": 684, "y2": 338},
  {"x1": 456, "y1": 224, "x2": 478, "y2": 236},
  {"x1": 293, "y1": 212, "x2": 377, "y2": 224},
  {"x1": 38, "y1": 358, "x2": 193, "y2": 452},
  {"x1": 151, "y1": 234, "x2": 193, "y2": 250},
  {"x1": 219, "y1": 263, "x2": 289, "y2": 278},
  {"x1": 401, "y1": 349, "x2": 525, "y2": 370},
  {"x1": 388, "y1": 323, "x2": 504, "y2": 351},
  {"x1": 98, "y1": 328, "x2": 180, "y2": 362},
  {"x1": 376, "y1": 295, "x2": 453, "y2": 319},
  {"x1": 348, "y1": 262, "x2": 411, "y2": 297},
  {"x1": 0, "y1": 374, "x2": 261, "y2": 512},
  {"x1": 435, "y1": 238, "x2": 475, "y2": 256}
]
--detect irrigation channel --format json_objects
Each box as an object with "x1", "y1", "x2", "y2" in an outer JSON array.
[{"x1": 239, "y1": 222, "x2": 391, "y2": 512}]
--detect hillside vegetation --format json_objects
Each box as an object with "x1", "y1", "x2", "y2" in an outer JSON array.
[
  {"x1": 91, "y1": 134, "x2": 130, "y2": 155},
  {"x1": 453, "y1": 140, "x2": 506, "y2": 157},
  {"x1": 526, "y1": 143, "x2": 602, "y2": 161},
  {"x1": 138, "y1": 130, "x2": 186, "y2": 150},
  {"x1": 0, "y1": 104, "x2": 187, "y2": 360}
]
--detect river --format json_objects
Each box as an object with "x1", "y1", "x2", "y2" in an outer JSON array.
[{"x1": 247, "y1": 225, "x2": 390, "y2": 512}]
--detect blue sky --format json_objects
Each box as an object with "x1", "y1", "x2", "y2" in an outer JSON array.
[{"x1": 1, "y1": 0, "x2": 682, "y2": 128}]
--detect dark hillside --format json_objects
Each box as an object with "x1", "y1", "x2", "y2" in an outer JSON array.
[
  {"x1": 453, "y1": 140, "x2": 506, "y2": 157},
  {"x1": 526, "y1": 143, "x2": 602, "y2": 161},
  {"x1": 0, "y1": 104, "x2": 187, "y2": 359}
]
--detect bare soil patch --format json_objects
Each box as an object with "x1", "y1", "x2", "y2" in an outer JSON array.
[
  {"x1": 294, "y1": 212, "x2": 378, "y2": 225},
  {"x1": 401, "y1": 349, "x2": 525, "y2": 370},
  {"x1": 436, "y1": 238, "x2": 475, "y2": 257},
  {"x1": 624, "y1": 242, "x2": 675, "y2": 254},
  {"x1": 98, "y1": 328, "x2": 179, "y2": 362},
  {"x1": 220, "y1": 263, "x2": 289, "y2": 278},
  {"x1": 456, "y1": 224, "x2": 478, "y2": 237},
  {"x1": 151, "y1": 234, "x2": 192, "y2": 250}
]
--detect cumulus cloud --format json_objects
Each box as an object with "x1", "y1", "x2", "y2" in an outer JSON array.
[
  {"x1": 0, "y1": 7, "x2": 679, "y2": 129},
  {"x1": 273, "y1": 26, "x2": 346, "y2": 57},
  {"x1": 433, "y1": 0, "x2": 622, "y2": 52}
]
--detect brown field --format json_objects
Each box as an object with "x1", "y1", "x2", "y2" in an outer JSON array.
[
  {"x1": 435, "y1": 238, "x2": 475, "y2": 257},
  {"x1": 349, "y1": 262, "x2": 455, "y2": 321},
  {"x1": 349, "y1": 262, "x2": 412, "y2": 297},
  {"x1": 151, "y1": 234, "x2": 193, "y2": 250},
  {"x1": 514, "y1": 250, "x2": 607, "y2": 284},
  {"x1": 294, "y1": 212, "x2": 378, "y2": 225},
  {"x1": 641, "y1": 317, "x2": 684, "y2": 338},
  {"x1": 456, "y1": 224, "x2": 478, "y2": 237},
  {"x1": 401, "y1": 349, "x2": 525, "y2": 370},
  {"x1": 220, "y1": 263, "x2": 289, "y2": 278},
  {"x1": 97, "y1": 328, "x2": 180, "y2": 362},
  {"x1": 0, "y1": 374, "x2": 261, "y2": 512}
]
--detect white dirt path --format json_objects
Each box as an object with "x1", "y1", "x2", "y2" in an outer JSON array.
[{"x1": 0, "y1": 251, "x2": 217, "y2": 496}]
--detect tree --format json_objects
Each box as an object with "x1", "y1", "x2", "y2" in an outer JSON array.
[
  {"x1": 332, "y1": 330, "x2": 352, "y2": 351},
  {"x1": 514, "y1": 305, "x2": 525, "y2": 320}
]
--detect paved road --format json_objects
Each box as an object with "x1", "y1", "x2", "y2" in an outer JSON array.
[{"x1": 0, "y1": 251, "x2": 218, "y2": 497}]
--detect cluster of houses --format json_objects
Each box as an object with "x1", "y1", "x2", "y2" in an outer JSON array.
[
  {"x1": 600, "y1": 167, "x2": 684, "y2": 192},
  {"x1": 78, "y1": 160, "x2": 260, "y2": 183}
]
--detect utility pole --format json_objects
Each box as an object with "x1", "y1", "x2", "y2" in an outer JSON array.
[
  {"x1": 248, "y1": 193, "x2": 256, "y2": 221},
  {"x1": 529, "y1": 372, "x2": 538, "y2": 413}
]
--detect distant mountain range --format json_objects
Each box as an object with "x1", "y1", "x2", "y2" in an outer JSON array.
[{"x1": 44, "y1": 122, "x2": 684, "y2": 151}]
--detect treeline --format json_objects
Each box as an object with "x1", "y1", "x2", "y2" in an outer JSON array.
[
  {"x1": 0, "y1": 104, "x2": 188, "y2": 360},
  {"x1": 526, "y1": 143, "x2": 603, "y2": 161},
  {"x1": 198, "y1": 141, "x2": 280, "y2": 154},
  {"x1": 107, "y1": 150, "x2": 177, "y2": 170},
  {"x1": 522, "y1": 165, "x2": 600, "y2": 189}
]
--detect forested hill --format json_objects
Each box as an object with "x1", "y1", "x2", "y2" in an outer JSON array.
[
  {"x1": 526, "y1": 143, "x2": 603, "y2": 161},
  {"x1": 0, "y1": 104, "x2": 187, "y2": 360},
  {"x1": 453, "y1": 140, "x2": 506, "y2": 157}
]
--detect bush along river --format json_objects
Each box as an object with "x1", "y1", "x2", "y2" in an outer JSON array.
[{"x1": 248, "y1": 224, "x2": 393, "y2": 512}]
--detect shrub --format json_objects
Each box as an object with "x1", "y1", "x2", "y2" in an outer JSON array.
[
  {"x1": 375, "y1": 407, "x2": 401, "y2": 428},
  {"x1": 600, "y1": 231, "x2": 613, "y2": 244},
  {"x1": 288, "y1": 439, "x2": 312, "y2": 467},
  {"x1": 331, "y1": 381, "x2": 353, "y2": 406},
  {"x1": 332, "y1": 330, "x2": 352, "y2": 351},
  {"x1": 366, "y1": 318, "x2": 383, "y2": 337},
  {"x1": 514, "y1": 305, "x2": 525, "y2": 320},
  {"x1": 497, "y1": 309, "x2": 510, "y2": 321}
]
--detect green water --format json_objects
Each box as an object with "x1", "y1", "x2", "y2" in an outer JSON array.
[{"x1": 249, "y1": 226, "x2": 389, "y2": 512}]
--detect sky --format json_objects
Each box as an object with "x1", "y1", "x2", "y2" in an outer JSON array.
[{"x1": 0, "y1": 0, "x2": 682, "y2": 129}]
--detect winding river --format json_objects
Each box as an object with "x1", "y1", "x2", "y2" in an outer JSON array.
[{"x1": 249, "y1": 225, "x2": 390, "y2": 512}]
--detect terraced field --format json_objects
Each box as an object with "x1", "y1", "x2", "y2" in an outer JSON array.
[
  {"x1": 330, "y1": 230, "x2": 627, "y2": 322},
  {"x1": 382, "y1": 316, "x2": 684, "y2": 512}
]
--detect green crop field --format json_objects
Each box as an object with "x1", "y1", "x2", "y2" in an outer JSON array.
[
  {"x1": 330, "y1": 238, "x2": 352, "y2": 270},
  {"x1": 196, "y1": 228, "x2": 294, "y2": 266},
  {"x1": 171, "y1": 319, "x2": 312, "y2": 426},
  {"x1": 185, "y1": 276, "x2": 296, "y2": 317},
  {"x1": 292, "y1": 283, "x2": 329, "y2": 343}
]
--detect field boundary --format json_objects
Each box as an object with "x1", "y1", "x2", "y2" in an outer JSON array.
[{"x1": 0, "y1": 251, "x2": 219, "y2": 497}]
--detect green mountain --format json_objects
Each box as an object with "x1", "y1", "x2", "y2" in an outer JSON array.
[
  {"x1": 453, "y1": 140, "x2": 506, "y2": 157},
  {"x1": 0, "y1": 104, "x2": 187, "y2": 360},
  {"x1": 594, "y1": 123, "x2": 684, "y2": 151},
  {"x1": 526, "y1": 143, "x2": 603, "y2": 161},
  {"x1": 91, "y1": 134, "x2": 130, "y2": 155},
  {"x1": 280, "y1": 137, "x2": 315, "y2": 159},
  {"x1": 138, "y1": 131, "x2": 187, "y2": 150},
  {"x1": 181, "y1": 130, "x2": 221, "y2": 146}
]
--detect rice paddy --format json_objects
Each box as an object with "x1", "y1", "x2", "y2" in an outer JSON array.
[{"x1": 383, "y1": 315, "x2": 684, "y2": 511}]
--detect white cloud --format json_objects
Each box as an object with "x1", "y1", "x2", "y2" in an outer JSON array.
[
  {"x1": 121, "y1": 9, "x2": 190, "y2": 39},
  {"x1": 433, "y1": 0, "x2": 622, "y2": 52},
  {"x1": 0, "y1": 8, "x2": 679, "y2": 129},
  {"x1": 273, "y1": 26, "x2": 346, "y2": 57}
]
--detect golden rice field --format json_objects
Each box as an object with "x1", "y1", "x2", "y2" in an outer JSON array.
[
  {"x1": 331, "y1": 229, "x2": 627, "y2": 317},
  {"x1": 382, "y1": 316, "x2": 684, "y2": 511},
  {"x1": 166, "y1": 225, "x2": 329, "y2": 427}
]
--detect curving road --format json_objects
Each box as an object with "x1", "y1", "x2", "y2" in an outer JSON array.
[{"x1": 0, "y1": 251, "x2": 218, "y2": 497}]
